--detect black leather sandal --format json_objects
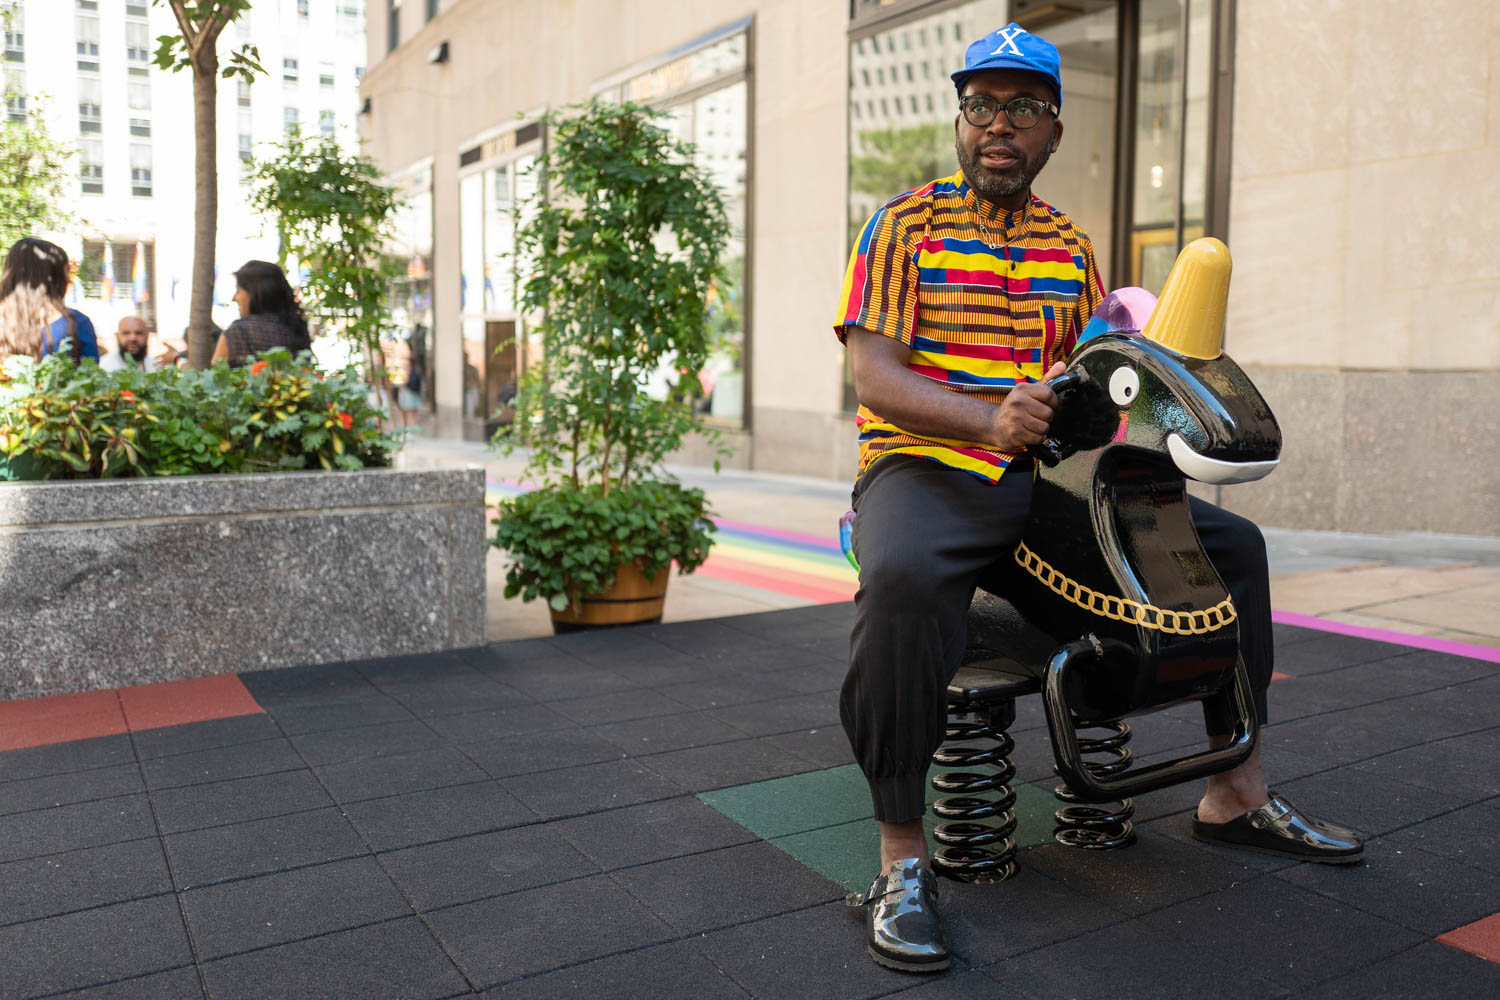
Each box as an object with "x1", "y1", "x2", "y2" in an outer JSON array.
[
  {"x1": 845, "y1": 858, "x2": 950, "y2": 973},
  {"x1": 1192, "y1": 792, "x2": 1364, "y2": 864}
]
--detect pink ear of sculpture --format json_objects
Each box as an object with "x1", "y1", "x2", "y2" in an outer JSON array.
[{"x1": 1077, "y1": 286, "x2": 1159, "y2": 345}]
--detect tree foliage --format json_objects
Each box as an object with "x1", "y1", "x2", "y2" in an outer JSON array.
[
  {"x1": 850, "y1": 122, "x2": 953, "y2": 201},
  {"x1": 0, "y1": 6, "x2": 74, "y2": 246},
  {"x1": 491, "y1": 100, "x2": 733, "y2": 611},
  {"x1": 151, "y1": 0, "x2": 263, "y2": 84},
  {"x1": 248, "y1": 128, "x2": 402, "y2": 358}
]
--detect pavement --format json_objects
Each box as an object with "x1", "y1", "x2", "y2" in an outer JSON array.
[{"x1": 4, "y1": 439, "x2": 1500, "y2": 998}]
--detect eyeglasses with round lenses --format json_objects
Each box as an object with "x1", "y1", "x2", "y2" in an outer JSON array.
[{"x1": 959, "y1": 95, "x2": 1059, "y2": 130}]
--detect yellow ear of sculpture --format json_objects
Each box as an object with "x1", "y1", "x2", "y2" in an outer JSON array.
[{"x1": 1141, "y1": 237, "x2": 1231, "y2": 360}]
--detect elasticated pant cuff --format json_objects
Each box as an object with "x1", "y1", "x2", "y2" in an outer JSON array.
[{"x1": 868, "y1": 771, "x2": 929, "y2": 824}]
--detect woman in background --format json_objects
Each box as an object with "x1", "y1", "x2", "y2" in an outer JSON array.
[
  {"x1": 213, "y1": 260, "x2": 311, "y2": 366},
  {"x1": 0, "y1": 238, "x2": 99, "y2": 362}
]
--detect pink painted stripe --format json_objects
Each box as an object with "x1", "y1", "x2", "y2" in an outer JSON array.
[{"x1": 1271, "y1": 609, "x2": 1500, "y2": 665}]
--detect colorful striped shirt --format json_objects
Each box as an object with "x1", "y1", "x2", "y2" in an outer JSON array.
[{"x1": 834, "y1": 169, "x2": 1105, "y2": 483}]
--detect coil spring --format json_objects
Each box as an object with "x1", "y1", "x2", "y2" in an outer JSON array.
[
  {"x1": 931, "y1": 710, "x2": 1019, "y2": 883},
  {"x1": 1053, "y1": 719, "x2": 1138, "y2": 850}
]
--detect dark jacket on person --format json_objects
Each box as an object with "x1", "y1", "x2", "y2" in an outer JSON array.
[{"x1": 221, "y1": 313, "x2": 311, "y2": 367}]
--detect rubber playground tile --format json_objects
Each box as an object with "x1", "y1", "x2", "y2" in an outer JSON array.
[
  {"x1": 340, "y1": 780, "x2": 535, "y2": 851},
  {"x1": 130, "y1": 713, "x2": 284, "y2": 760},
  {"x1": 655, "y1": 673, "x2": 804, "y2": 711},
  {"x1": 288, "y1": 718, "x2": 449, "y2": 767},
  {"x1": 1351, "y1": 736, "x2": 1500, "y2": 801},
  {"x1": 0, "y1": 895, "x2": 193, "y2": 999},
  {"x1": 498, "y1": 758, "x2": 683, "y2": 820},
  {"x1": 591, "y1": 709, "x2": 749, "y2": 755},
  {"x1": 236, "y1": 663, "x2": 377, "y2": 705},
  {"x1": 418, "y1": 702, "x2": 573, "y2": 743},
  {"x1": 940, "y1": 870, "x2": 1128, "y2": 967},
  {"x1": 162, "y1": 807, "x2": 369, "y2": 888},
  {"x1": 313, "y1": 746, "x2": 489, "y2": 804},
  {"x1": 1141, "y1": 878, "x2": 1424, "y2": 988},
  {"x1": 0, "y1": 733, "x2": 134, "y2": 783},
  {"x1": 611, "y1": 840, "x2": 843, "y2": 934},
  {"x1": 551, "y1": 795, "x2": 758, "y2": 871},
  {"x1": 199, "y1": 917, "x2": 468, "y2": 1000},
  {"x1": 462, "y1": 727, "x2": 625, "y2": 780},
  {"x1": 0, "y1": 762, "x2": 144, "y2": 817},
  {"x1": 699, "y1": 764, "x2": 873, "y2": 840},
  {"x1": 1380, "y1": 801, "x2": 1500, "y2": 876},
  {"x1": 377, "y1": 675, "x2": 532, "y2": 719},
  {"x1": 150, "y1": 769, "x2": 332, "y2": 836},
  {"x1": 425, "y1": 874, "x2": 675, "y2": 988},
  {"x1": 140, "y1": 738, "x2": 304, "y2": 791},
  {"x1": 1304, "y1": 940, "x2": 1500, "y2": 999},
  {"x1": 0, "y1": 708, "x2": 129, "y2": 753},
  {"x1": 495, "y1": 664, "x2": 643, "y2": 703},
  {"x1": 47, "y1": 966, "x2": 205, "y2": 1000},
  {"x1": 479, "y1": 938, "x2": 752, "y2": 1000},
  {"x1": 0, "y1": 793, "x2": 156, "y2": 864},
  {"x1": 380, "y1": 823, "x2": 599, "y2": 912},
  {"x1": 1020, "y1": 826, "x2": 1300, "y2": 917},
  {"x1": 179, "y1": 856, "x2": 411, "y2": 959},
  {"x1": 116, "y1": 675, "x2": 263, "y2": 733},
  {"x1": 0, "y1": 838, "x2": 172, "y2": 927},
  {"x1": 1273, "y1": 764, "x2": 1470, "y2": 837},
  {"x1": 1276, "y1": 840, "x2": 1500, "y2": 936},
  {"x1": 981, "y1": 918, "x2": 1289, "y2": 999},
  {"x1": 548, "y1": 688, "x2": 696, "y2": 727},
  {"x1": 1437, "y1": 912, "x2": 1500, "y2": 966},
  {"x1": 704, "y1": 692, "x2": 843, "y2": 738},
  {"x1": 1272, "y1": 633, "x2": 1413, "y2": 676},
  {"x1": 261, "y1": 696, "x2": 415, "y2": 737},
  {"x1": 350, "y1": 650, "x2": 476, "y2": 685},
  {"x1": 697, "y1": 901, "x2": 945, "y2": 1000},
  {"x1": 1255, "y1": 711, "x2": 1425, "y2": 771},
  {"x1": 761, "y1": 726, "x2": 857, "y2": 769},
  {"x1": 639, "y1": 736, "x2": 817, "y2": 792}
]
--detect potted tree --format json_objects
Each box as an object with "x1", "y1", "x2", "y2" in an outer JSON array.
[{"x1": 491, "y1": 100, "x2": 733, "y2": 632}]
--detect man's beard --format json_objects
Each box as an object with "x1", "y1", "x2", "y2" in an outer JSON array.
[
  {"x1": 126, "y1": 345, "x2": 148, "y2": 363},
  {"x1": 955, "y1": 135, "x2": 1053, "y2": 206}
]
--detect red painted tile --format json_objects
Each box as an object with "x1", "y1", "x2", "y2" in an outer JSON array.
[
  {"x1": 1438, "y1": 912, "x2": 1500, "y2": 965},
  {"x1": 1271, "y1": 671, "x2": 1292, "y2": 681},
  {"x1": 0, "y1": 709, "x2": 129, "y2": 753},
  {"x1": 117, "y1": 675, "x2": 263, "y2": 733},
  {"x1": 0, "y1": 688, "x2": 121, "y2": 726}
]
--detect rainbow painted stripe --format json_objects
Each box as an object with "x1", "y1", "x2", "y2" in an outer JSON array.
[{"x1": 486, "y1": 480, "x2": 858, "y2": 606}]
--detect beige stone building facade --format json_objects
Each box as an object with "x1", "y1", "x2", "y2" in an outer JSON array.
[{"x1": 362, "y1": 0, "x2": 1500, "y2": 537}]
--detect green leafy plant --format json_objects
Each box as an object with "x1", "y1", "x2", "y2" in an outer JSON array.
[
  {"x1": 248, "y1": 128, "x2": 403, "y2": 364},
  {"x1": 491, "y1": 100, "x2": 733, "y2": 613},
  {"x1": 0, "y1": 350, "x2": 398, "y2": 480}
]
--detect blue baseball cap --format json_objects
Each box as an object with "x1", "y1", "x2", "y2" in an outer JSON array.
[{"x1": 951, "y1": 23, "x2": 1063, "y2": 108}]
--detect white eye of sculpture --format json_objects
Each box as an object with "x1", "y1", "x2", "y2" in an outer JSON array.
[{"x1": 1109, "y1": 366, "x2": 1139, "y2": 406}]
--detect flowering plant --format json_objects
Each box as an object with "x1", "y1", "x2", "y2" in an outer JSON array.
[{"x1": 0, "y1": 349, "x2": 400, "y2": 480}]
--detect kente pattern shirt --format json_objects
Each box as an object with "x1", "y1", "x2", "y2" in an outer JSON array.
[{"x1": 833, "y1": 169, "x2": 1105, "y2": 483}]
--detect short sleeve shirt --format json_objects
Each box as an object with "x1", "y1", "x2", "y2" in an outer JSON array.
[{"x1": 833, "y1": 170, "x2": 1104, "y2": 483}]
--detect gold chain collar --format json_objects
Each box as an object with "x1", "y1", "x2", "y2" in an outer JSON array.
[{"x1": 1014, "y1": 540, "x2": 1237, "y2": 636}]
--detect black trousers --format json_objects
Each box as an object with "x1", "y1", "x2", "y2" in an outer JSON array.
[{"x1": 840, "y1": 455, "x2": 1273, "y2": 824}]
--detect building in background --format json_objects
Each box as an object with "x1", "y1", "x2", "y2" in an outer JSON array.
[
  {"x1": 6, "y1": 0, "x2": 366, "y2": 351},
  {"x1": 362, "y1": 0, "x2": 1500, "y2": 538}
]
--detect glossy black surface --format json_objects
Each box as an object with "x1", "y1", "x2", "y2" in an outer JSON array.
[
  {"x1": 847, "y1": 858, "x2": 952, "y2": 972},
  {"x1": 931, "y1": 708, "x2": 1019, "y2": 883},
  {"x1": 1191, "y1": 792, "x2": 1364, "y2": 864}
]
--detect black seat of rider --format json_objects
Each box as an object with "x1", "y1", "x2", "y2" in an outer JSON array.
[{"x1": 949, "y1": 591, "x2": 1050, "y2": 704}]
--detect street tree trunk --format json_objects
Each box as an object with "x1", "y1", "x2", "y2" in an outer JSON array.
[{"x1": 187, "y1": 55, "x2": 219, "y2": 369}]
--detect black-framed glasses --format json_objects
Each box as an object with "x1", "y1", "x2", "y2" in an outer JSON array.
[{"x1": 959, "y1": 95, "x2": 1059, "y2": 130}]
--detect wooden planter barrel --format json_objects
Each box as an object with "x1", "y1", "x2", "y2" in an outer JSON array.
[{"x1": 549, "y1": 560, "x2": 670, "y2": 633}]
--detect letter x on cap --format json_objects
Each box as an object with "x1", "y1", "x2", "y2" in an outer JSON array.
[{"x1": 951, "y1": 22, "x2": 1063, "y2": 108}]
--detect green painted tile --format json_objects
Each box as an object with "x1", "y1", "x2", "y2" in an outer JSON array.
[
  {"x1": 698, "y1": 765, "x2": 871, "y2": 839},
  {"x1": 771, "y1": 819, "x2": 881, "y2": 891}
]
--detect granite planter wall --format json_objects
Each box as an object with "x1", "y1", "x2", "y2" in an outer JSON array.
[{"x1": 0, "y1": 467, "x2": 485, "y2": 700}]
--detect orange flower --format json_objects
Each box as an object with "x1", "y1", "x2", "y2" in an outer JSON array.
[
  {"x1": 118, "y1": 390, "x2": 135, "y2": 403},
  {"x1": 337, "y1": 412, "x2": 353, "y2": 431},
  {"x1": 250, "y1": 360, "x2": 268, "y2": 376}
]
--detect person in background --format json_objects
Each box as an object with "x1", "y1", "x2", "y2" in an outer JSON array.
[
  {"x1": 0, "y1": 238, "x2": 99, "y2": 362},
  {"x1": 212, "y1": 260, "x2": 312, "y2": 367},
  {"x1": 100, "y1": 315, "x2": 166, "y2": 372}
]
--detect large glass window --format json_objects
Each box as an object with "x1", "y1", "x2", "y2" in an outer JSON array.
[
  {"x1": 387, "y1": 166, "x2": 435, "y2": 420},
  {"x1": 603, "y1": 25, "x2": 751, "y2": 426},
  {"x1": 458, "y1": 134, "x2": 539, "y2": 438}
]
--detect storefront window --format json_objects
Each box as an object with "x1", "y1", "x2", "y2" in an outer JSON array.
[
  {"x1": 603, "y1": 24, "x2": 750, "y2": 426},
  {"x1": 387, "y1": 165, "x2": 434, "y2": 416},
  {"x1": 458, "y1": 131, "x2": 539, "y2": 438}
]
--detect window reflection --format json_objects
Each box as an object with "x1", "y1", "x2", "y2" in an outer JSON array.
[{"x1": 387, "y1": 170, "x2": 434, "y2": 418}]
